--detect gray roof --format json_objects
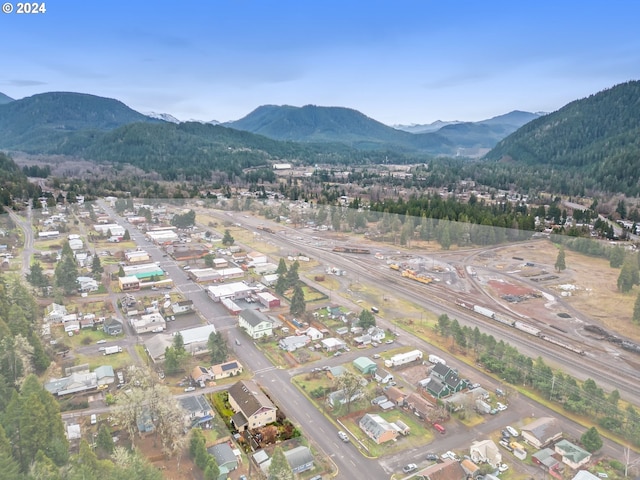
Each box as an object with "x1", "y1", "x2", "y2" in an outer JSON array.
[
  {"x1": 359, "y1": 413, "x2": 395, "y2": 438},
  {"x1": 207, "y1": 442, "x2": 236, "y2": 466},
  {"x1": 240, "y1": 308, "x2": 272, "y2": 327},
  {"x1": 522, "y1": 416, "x2": 562, "y2": 441},
  {"x1": 285, "y1": 445, "x2": 314, "y2": 469},
  {"x1": 179, "y1": 394, "x2": 212, "y2": 414}
]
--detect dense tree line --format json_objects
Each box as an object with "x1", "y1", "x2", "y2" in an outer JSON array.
[{"x1": 436, "y1": 314, "x2": 640, "y2": 446}]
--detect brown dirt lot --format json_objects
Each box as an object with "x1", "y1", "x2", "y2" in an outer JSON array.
[{"x1": 486, "y1": 241, "x2": 639, "y2": 341}]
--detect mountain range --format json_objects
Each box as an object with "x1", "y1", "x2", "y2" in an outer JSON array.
[{"x1": 1, "y1": 80, "x2": 639, "y2": 195}]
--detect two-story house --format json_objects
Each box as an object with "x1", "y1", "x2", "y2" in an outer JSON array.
[
  {"x1": 228, "y1": 380, "x2": 277, "y2": 431},
  {"x1": 238, "y1": 309, "x2": 273, "y2": 339}
]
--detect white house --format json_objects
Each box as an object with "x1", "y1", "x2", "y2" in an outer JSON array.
[
  {"x1": 305, "y1": 327, "x2": 323, "y2": 341},
  {"x1": 278, "y1": 335, "x2": 310, "y2": 352},
  {"x1": 238, "y1": 309, "x2": 273, "y2": 339}
]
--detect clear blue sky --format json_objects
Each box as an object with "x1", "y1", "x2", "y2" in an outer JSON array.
[{"x1": 1, "y1": 0, "x2": 639, "y2": 125}]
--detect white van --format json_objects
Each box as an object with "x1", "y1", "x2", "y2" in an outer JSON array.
[
  {"x1": 90, "y1": 414, "x2": 97, "y2": 425},
  {"x1": 505, "y1": 425, "x2": 519, "y2": 437}
]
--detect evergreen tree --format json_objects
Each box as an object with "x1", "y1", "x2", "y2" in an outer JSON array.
[
  {"x1": 95, "y1": 424, "x2": 114, "y2": 457},
  {"x1": 164, "y1": 347, "x2": 181, "y2": 375},
  {"x1": 204, "y1": 457, "x2": 220, "y2": 480},
  {"x1": 633, "y1": 292, "x2": 640, "y2": 324},
  {"x1": 117, "y1": 265, "x2": 125, "y2": 277},
  {"x1": 268, "y1": 446, "x2": 293, "y2": 480},
  {"x1": 618, "y1": 261, "x2": 639, "y2": 292},
  {"x1": 357, "y1": 309, "x2": 376, "y2": 329},
  {"x1": 222, "y1": 229, "x2": 235, "y2": 246},
  {"x1": 54, "y1": 255, "x2": 79, "y2": 295},
  {"x1": 123, "y1": 229, "x2": 131, "y2": 240},
  {"x1": 285, "y1": 260, "x2": 300, "y2": 289},
  {"x1": 172, "y1": 332, "x2": 186, "y2": 357},
  {"x1": 274, "y1": 273, "x2": 288, "y2": 296},
  {"x1": 610, "y1": 246, "x2": 625, "y2": 268},
  {"x1": 580, "y1": 426, "x2": 603, "y2": 452},
  {"x1": 207, "y1": 332, "x2": 228, "y2": 364},
  {"x1": 555, "y1": 246, "x2": 566, "y2": 272},
  {"x1": 276, "y1": 258, "x2": 288, "y2": 275},
  {"x1": 289, "y1": 284, "x2": 306, "y2": 316},
  {"x1": 26, "y1": 261, "x2": 49, "y2": 288},
  {"x1": 91, "y1": 255, "x2": 104, "y2": 279}
]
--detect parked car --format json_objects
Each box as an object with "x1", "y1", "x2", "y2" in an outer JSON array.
[
  {"x1": 337, "y1": 431, "x2": 349, "y2": 442},
  {"x1": 425, "y1": 453, "x2": 439, "y2": 461},
  {"x1": 184, "y1": 386, "x2": 196, "y2": 392},
  {"x1": 501, "y1": 429, "x2": 511, "y2": 438},
  {"x1": 96, "y1": 339, "x2": 106, "y2": 344},
  {"x1": 496, "y1": 388, "x2": 505, "y2": 396},
  {"x1": 372, "y1": 354, "x2": 381, "y2": 359},
  {"x1": 385, "y1": 339, "x2": 394, "y2": 344},
  {"x1": 498, "y1": 464, "x2": 509, "y2": 472},
  {"x1": 505, "y1": 425, "x2": 519, "y2": 437},
  {"x1": 402, "y1": 464, "x2": 417, "y2": 473},
  {"x1": 497, "y1": 402, "x2": 508, "y2": 411}
]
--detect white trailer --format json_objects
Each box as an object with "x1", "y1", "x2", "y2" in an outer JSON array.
[
  {"x1": 384, "y1": 349, "x2": 423, "y2": 368},
  {"x1": 103, "y1": 346, "x2": 122, "y2": 355},
  {"x1": 428, "y1": 354, "x2": 446, "y2": 365}
]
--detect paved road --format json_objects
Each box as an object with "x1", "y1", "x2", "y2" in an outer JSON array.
[
  {"x1": 78, "y1": 202, "x2": 640, "y2": 477},
  {"x1": 98, "y1": 201, "x2": 388, "y2": 479}
]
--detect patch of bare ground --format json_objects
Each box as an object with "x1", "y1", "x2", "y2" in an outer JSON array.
[
  {"x1": 493, "y1": 241, "x2": 638, "y2": 341},
  {"x1": 135, "y1": 434, "x2": 200, "y2": 480}
]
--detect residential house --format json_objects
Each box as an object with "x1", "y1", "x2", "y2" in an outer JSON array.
[
  {"x1": 572, "y1": 471, "x2": 601, "y2": 480},
  {"x1": 191, "y1": 365, "x2": 212, "y2": 384},
  {"x1": 305, "y1": 326, "x2": 323, "y2": 340},
  {"x1": 171, "y1": 300, "x2": 194, "y2": 314},
  {"x1": 227, "y1": 380, "x2": 277, "y2": 431},
  {"x1": 285, "y1": 445, "x2": 314, "y2": 474},
  {"x1": 522, "y1": 417, "x2": 563, "y2": 449},
  {"x1": 179, "y1": 394, "x2": 214, "y2": 428},
  {"x1": 44, "y1": 303, "x2": 67, "y2": 322},
  {"x1": 555, "y1": 439, "x2": 591, "y2": 469},
  {"x1": 353, "y1": 333, "x2": 372, "y2": 346},
  {"x1": 44, "y1": 371, "x2": 98, "y2": 396},
  {"x1": 405, "y1": 392, "x2": 435, "y2": 422},
  {"x1": 238, "y1": 309, "x2": 273, "y2": 339},
  {"x1": 327, "y1": 388, "x2": 364, "y2": 408},
  {"x1": 470, "y1": 439, "x2": 502, "y2": 468},
  {"x1": 358, "y1": 413, "x2": 398, "y2": 444},
  {"x1": 118, "y1": 275, "x2": 140, "y2": 291},
  {"x1": 532, "y1": 448, "x2": 561, "y2": 474},
  {"x1": 130, "y1": 312, "x2": 166, "y2": 334},
  {"x1": 210, "y1": 360, "x2": 243, "y2": 380},
  {"x1": 207, "y1": 442, "x2": 239, "y2": 478},
  {"x1": 103, "y1": 317, "x2": 123, "y2": 336},
  {"x1": 77, "y1": 276, "x2": 99, "y2": 293},
  {"x1": 94, "y1": 365, "x2": 115, "y2": 385},
  {"x1": 426, "y1": 362, "x2": 468, "y2": 398},
  {"x1": 415, "y1": 458, "x2": 467, "y2": 480},
  {"x1": 321, "y1": 337, "x2": 346, "y2": 352},
  {"x1": 367, "y1": 326, "x2": 386, "y2": 342},
  {"x1": 353, "y1": 357, "x2": 378, "y2": 375},
  {"x1": 327, "y1": 365, "x2": 346, "y2": 379},
  {"x1": 384, "y1": 386, "x2": 407, "y2": 407},
  {"x1": 374, "y1": 368, "x2": 394, "y2": 384},
  {"x1": 461, "y1": 458, "x2": 480, "y2": 478},
  {"x1": 279, "y1": 334, "x2": 311, "y2": 352}
]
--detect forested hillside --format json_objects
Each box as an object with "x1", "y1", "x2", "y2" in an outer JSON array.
[
  {"x1": 0, "y1": 152, "x2": 37, "y2": 210},
  {"x1": 485, "y1": 80, "x2": 640, "y2": 195}
]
